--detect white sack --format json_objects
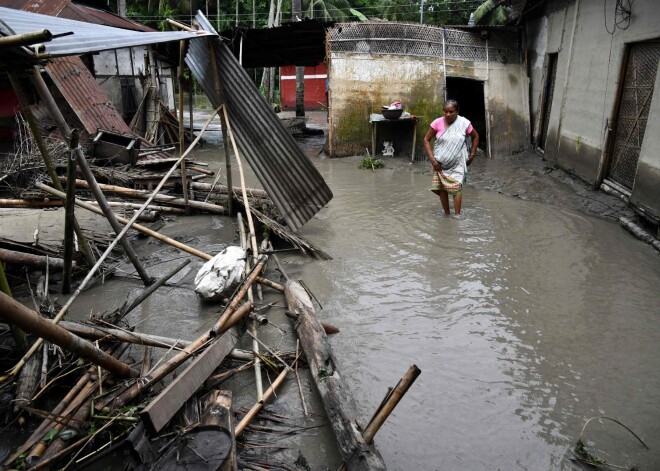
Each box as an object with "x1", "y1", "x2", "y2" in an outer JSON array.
[{"x1": 194, "y1": 246, "x2": 247, "y2": 301}]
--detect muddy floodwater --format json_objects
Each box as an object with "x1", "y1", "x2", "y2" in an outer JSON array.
[
  {"x1": 296, "y1": 154, "x2": 660, "y2": 470},
  {"x1": 65, "y1": 116, "x2": 659, "y2": 470}
]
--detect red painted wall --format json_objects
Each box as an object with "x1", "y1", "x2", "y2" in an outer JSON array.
[{"x1": 280, "y1": 63, "x2": 328, "y2": 111}]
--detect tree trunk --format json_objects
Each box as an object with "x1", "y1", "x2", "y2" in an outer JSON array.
[{"x1": 118, "y1": 0, "x2": 127, "y2": 17}]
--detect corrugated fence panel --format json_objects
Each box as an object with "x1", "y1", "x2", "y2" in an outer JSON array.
[{"x1": 186, "y1": 14, "x2": 332, "y2": 231}]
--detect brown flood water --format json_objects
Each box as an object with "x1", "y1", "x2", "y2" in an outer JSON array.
[{"x1": 66, "y1": 117, "x2": 659, "y2": 470}]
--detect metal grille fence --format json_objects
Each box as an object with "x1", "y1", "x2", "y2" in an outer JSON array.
[
  {"x1": 328, "y1": 22, "x2": 520, "y2": 64},
  {"x1": 609, "y1": 41, "x2": 660, "y2": 190}
]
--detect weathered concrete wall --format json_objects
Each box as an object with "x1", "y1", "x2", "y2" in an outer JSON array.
[
  {"x1": 328, "y1": 54, "x2": 529, "y2": 158},
  {"x1": 526, "y1": 16, "x2": 548, "y2": 139},
  {"x1": 328, "y1": 54, "x2": 445, "y2": 158},
  {"x1": 527, "y1": 0, "x2": 660, "y2": 211},
  {"x1": 631, "y1": 66, "x2": 660, "y2": 220}
]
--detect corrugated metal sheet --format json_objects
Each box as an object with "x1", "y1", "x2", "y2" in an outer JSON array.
[
  {"x1": 186, "y1": 13, "x2": 332, "y2": 231},
  {"x1": 46, "y1": 56, "x2": 131, "y2": 135},
  {"x1": 44, "y1": 56, "x2": 174, "y2": 164},
  {"x1": 58, "y1": 4, "x2": 154, "y2": 32},
  {"x1": 0, "y1": 7, "x2": 212, "y2": 57},
  {"x1": 0, "y1": 0, "x2": 68, "y2": 15}
]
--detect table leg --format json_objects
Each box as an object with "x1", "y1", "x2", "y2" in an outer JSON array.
[
  {"x1": 372, "y1": 123, "x2": 376, "y2": 157},
  {"x1": 411, "y1": 121, "x2": 417, "y2": 162}
]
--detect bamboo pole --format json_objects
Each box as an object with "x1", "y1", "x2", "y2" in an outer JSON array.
[
  {"x1": 190, "y1": 181, "x2": 268, "y2": 198},
  {"x1": 28, "y1": 67, "x2": 152, "y2": 286},
  {"x1": 111, "y1": 301, "x2": 253, "y2": 409},
  {"x1": 0, "y1": 29, "x2": 52, "y2": 47},
  {"x1": 238, "y1": 214, "x2": 263, "y2": 402},
  {"x1": 207, "y1": 36, "x2": 234, "y2": 217},
  {"x1": 59, "y1": 321, "x2": 190, "y2": 350},
  {"x1": 75, "y1": 153, "x2": 153, "y2": 285},
  {"x1": 37, "y1": 183, "x2": 211, "y2": 261},
  {"x1": 67, "y1": 179, "x2": 224, "y2": 214},
  {"x1": 0, "y1": 292, "x2": 138, "y2": 378},
  {"x1": 0, "y1": 248, "x2": 72, "y2": 270},
  {"x1": 7, "y1": 72, "x2": 95, "y2": 267},
  {"x1": 0, "y1": 261, "x2": 27, "y2": 351},
  {"x1": 362, "y1": 365, "x2": 421, "y2": 443},
  {"x1": 178, "y1": 40, "x2": 189, "y2": 207},
  {"x1": 119, "y1": 258, "x2": 191, "y2": 318},
  {"x1": 234, "y1": 354, "x2": 298, "y2": 437},
  {"x1": 0, "y1": 198, "x2": 63, "y2": 208},
  {"x1": 3, "y1": 106, "x2": 222, "y2": 382},
  {"x1": 62, "y1": 130, "x2": 77, "y2": 294},
  {"x1": 212, "y1": 255, "x2": 268, "y2": 335}
]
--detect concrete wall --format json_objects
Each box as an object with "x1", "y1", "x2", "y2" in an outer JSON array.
[
  {"x1": 328, "y1": 53, "x2": 445, "y2": 158},
  {"x1": 526, "y1": 0, "x2": 660, "y2": 222},
  {"x1": 328, "y1": 53, "x2": 529, "y2": 158}
]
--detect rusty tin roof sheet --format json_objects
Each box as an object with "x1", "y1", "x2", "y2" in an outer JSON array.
[
  {"x1": 45, "y1": 56, "x2": 132, "y2": 135},
  {"x1": 0, "y1": 6, "x2": 212, "y2": 57},
  {"x1": 186, "y1": 13, "x2": 332, "y2": 231}
]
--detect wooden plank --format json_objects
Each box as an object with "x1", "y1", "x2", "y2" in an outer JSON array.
[{"x1": 140, "y1": 326, "x2": 241, "y2": 433}]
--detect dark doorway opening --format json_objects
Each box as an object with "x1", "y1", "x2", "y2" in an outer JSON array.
[
  {"x1": 445, "y1": 77, "x2": 487, "y2": 153},
  {"x1": 538, "y1": 53, "x2": 558, "y2": 150}
]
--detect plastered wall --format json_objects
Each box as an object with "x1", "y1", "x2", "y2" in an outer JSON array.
[
  {"x1": 328, "y1": 53, "x2": 529, "y2": 158},
  {"x1": 527, "y1": 0, "x2": 660, "y2": 222}
]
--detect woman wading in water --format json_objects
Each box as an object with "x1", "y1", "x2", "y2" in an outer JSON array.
[{"x1": 423, "y1": 99, "x2": 479, "y2": 217}]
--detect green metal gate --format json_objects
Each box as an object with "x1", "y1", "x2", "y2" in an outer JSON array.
[{"x1": 608, "y1": 41, "x2": 660, "y2": 190}]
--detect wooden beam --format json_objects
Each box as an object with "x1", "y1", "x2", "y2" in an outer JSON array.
[{"x1": 284, "y1": 280, "x2": 386, "y2": 471}]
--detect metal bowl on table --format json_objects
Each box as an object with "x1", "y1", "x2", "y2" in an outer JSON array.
[{"x1": 382, "y1": 108, "x2": 403, "y2": 120}]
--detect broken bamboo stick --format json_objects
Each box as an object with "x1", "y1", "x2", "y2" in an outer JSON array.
[
  {"x1": 0, "y1": 248, "x2": 73, "y2": 270},
  {"x1": 0, "y1": 292, "x2": 139, "y2": 378},
  {"x1": 111, "y1": 301, "x2": 253, "y2": 410},
  {"x1": 234, "y1": 353, "x2": 300, "y2": 437},
  {"x1": 8, "y1": 72, "x2": 95, "y2": 267},
  {"x1": 59, "y1": 321, "x2": 190, "y2": 350},
  {"x1": 62, "y1": 129, "x2": 77, "y2": 294},
  {"x1": 203, "y1": 390, "x2": 238, "y2": 471},
  {"x1": 190, "y1": 181, "x2": 268, "y2": 198},
  {"x1": 68, "y1": 179, "x2": 224, "y2": 214},
  {"x1": 37, "y1": 183, "x2": 211, "y2": 261}
]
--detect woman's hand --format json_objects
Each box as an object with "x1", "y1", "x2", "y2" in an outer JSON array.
[{"x1": 431, "y1": 160, "x2": 443, "y2": 173}]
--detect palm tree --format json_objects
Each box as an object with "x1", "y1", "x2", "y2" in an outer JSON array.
[{"x1": 303, "y1": 0, "x2": 352, "y2": 21}]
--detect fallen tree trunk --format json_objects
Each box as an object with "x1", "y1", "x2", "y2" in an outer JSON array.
[{"x1": 284, "y1": 280, "x2": 386, "y2": 471}]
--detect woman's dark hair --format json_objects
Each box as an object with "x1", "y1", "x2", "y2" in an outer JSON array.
[{"x1": 444, "y1": 99, "x2": 459, "y2": 111}]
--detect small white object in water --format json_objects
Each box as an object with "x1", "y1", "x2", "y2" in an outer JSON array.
[{"x1": 382, "y1": 141, "x2": 395, "y2": 157}]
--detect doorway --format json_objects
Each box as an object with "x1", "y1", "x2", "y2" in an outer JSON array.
[
  {"x1": 606, "y1": 40, "x2": 660, "y2": 191},
  {"x1": 445, "y1": 77, "x2": 487, "y2": 153}
]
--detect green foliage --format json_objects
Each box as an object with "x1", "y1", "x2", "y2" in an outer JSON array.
[
  {"x1": 358, "y1": 156, "x2": 385, "y2": 170},
  {"x1": 118, "y1": 0, "x2": 479, "y2": 31}
]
